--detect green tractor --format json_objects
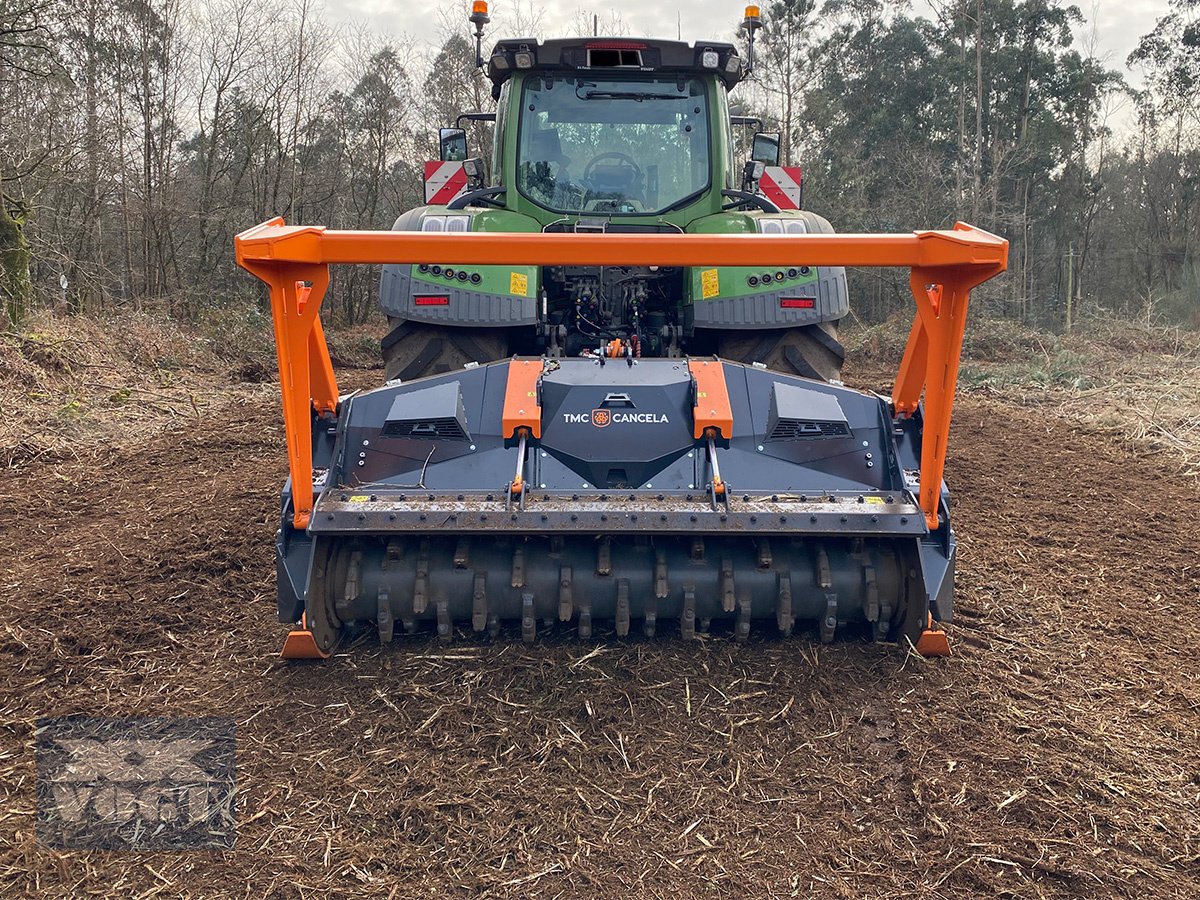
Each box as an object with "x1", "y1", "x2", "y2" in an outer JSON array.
[{"x1": 380, "y1": 5, "x2": 847, "y2": 382}]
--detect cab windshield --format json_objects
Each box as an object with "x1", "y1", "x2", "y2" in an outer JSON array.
[{"x1": 516, "y1": 76, "x2": 711, "y2": 215}]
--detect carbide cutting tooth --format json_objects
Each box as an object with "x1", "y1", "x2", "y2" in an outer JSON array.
[
  {"x1": 521, "y1": 592, "x2": 536, "y2": 643},
  {"x1": 597, "y1": 537, "x2": 612, "y2": 576},
  {"x1": 472, "y1": 571, "x2": 488, "y2": 632},
  {"x1": 690, "y1": 537, "x2": 704, "y2": 561},
  {"x1": 776, "y1": 573, "x2": 793, "y2": 636},
  {"x1": 757, "y1": 539, "x2": 772, "y2": 570},
  {"x1": 615, "y1": 579, "x2": 630, "y2": 637},
  {"x1": 736, "y1": 590, "x2": 751, "y2": 642},
  {"x1": 414, "y1": 539, "x2": 430, "y2": 614},
  {"x1": 654, "y1": 549, "x2": 668, "y2": 599},
  {"x1": 511, "y1": 545, "x2": 526, "y2": 588},
  {"x1": 821, "y1": 594, "x2": 838, "y2": 643},
  {"x1": 864, "y1": 564, "x2": 880, "y2": 624},
  {"x1": 436, "y1": 598, "x2": 451, "y2": 643},
  {"x1": 558, "y1": 566, "x2": 573, "y2": 622},
  {"x1": 721, "y1": 557, "x2": 735, "y2": 613},
  {"x1": 816, "y1": 544, "x2": 832, "y2": 589},
  {"x1": 345, "y1": 550, "x2": 363, "y2": 604},
  {"x1": 377, "y1": 588, "x2": 393, "y2": 644},
  {"x1": 644, "y1": 593, "x2": 657, "y2": 638},
  {"x1": 454, "y1": 538, "x2": 470, "y2": 569},
  {"x1": 487, "y1": 612, "x2": 500, "y2": 639},
  {"x1": 383, "y1": 538, "x2": 403, "y2": 570},
  {"x1": 681, "y1": 586, "x2": 696, "y2": 640},
  {"x1": 579, "y1": 598, "x2": 593, "y2": 639}
]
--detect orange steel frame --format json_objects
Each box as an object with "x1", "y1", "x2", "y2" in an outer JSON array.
[{"x1": 235, "y1": 217, "x2": 1007, "y2": 532}]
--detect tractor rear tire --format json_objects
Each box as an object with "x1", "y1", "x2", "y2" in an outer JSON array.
[
  {"x1": 382, "y1": 319, "x2": 510, "y2": 382},
  {"x1": 718, "y1": 322, "x2": 845, "y2": 382}
]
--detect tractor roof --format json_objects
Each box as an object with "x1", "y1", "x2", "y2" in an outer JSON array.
[{"x1": 486, "y1": 37, "x2": 746, "y2": 91}]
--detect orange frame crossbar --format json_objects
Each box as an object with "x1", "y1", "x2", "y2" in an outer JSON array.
[{"x1": 235, "y1": 217, "x2": 1007, "y2": 531}]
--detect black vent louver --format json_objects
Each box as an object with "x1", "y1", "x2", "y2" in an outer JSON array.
[
  {"x1": 766, "y1": 382, "x2": 850, "y2": 441},
  {"x1": 382, "y1": 382, "x2": 471, "y2": 442}
]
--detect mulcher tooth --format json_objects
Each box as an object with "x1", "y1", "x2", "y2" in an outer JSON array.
[
  {"x1": 558, "y1": 566, "x2": 573, "y2": 622},
  {"x1": 821, "y1": 595, "x2": 838, "y2": 643},
  {"x1": 597, "y1": 537, "x2": 612, "y2": 576},
  {"x1": 414, "y1": 540, "x2": 430, "y2": 614},
  {"x1": 511, "y1": 545, "x2": 526, "y2": 588},
  {"x1": 436, "y1": 598, "x2": 451, "y2": 643},
  {"x1": 736, "y1": 591, "x2": 751, "y2": 642},
  {"x1": 776, "y1": 573, "x2": 793, "y2": 636},
  {"x1": 721, "y1": 557, "x2": 735, "y2": 613},
  {"x1": 757, "y1": 539, "x2": 772, "y2": 570},
  {"x1": 681, "y1": 586, "x2": 696, "y2": 640},
  {"x1": 377, "y1": 588, "x2": 393, "y2": 644},
  {"x1": 521, "y1": 592, "x2": 536, "y2": 643},
  {"x1": 644, "y1": 593, "x2": 657, "y2": 638},
  {"x1": 615, "y1": 579, "x2": 631, "y2": 637},
  {"x1": 816, "y1": 544, "x2": 833, "y2": 589},
  {"x1": 864, "y1": 564, "x2": 880, "y2": 625},
  {"x1": 578, "y1": 598, "x2": 593, "y2": 639},
  {"x1": 654, "y1": 550, "x2": 668, "y2": 599},
  {"x1": 472, "y1": 572, "x2": 488, "y2": 632}
]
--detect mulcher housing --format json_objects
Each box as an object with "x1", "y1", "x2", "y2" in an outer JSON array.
[{"x1": 235, "y1": 223, "x2": 1007, "y2": 657}]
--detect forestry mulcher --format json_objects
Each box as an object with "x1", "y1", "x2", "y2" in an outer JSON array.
[{"x1": 235, "y1": 5, "x2": 1007, "y2": 658}]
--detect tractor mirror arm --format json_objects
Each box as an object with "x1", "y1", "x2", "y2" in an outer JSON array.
[
  {"x1": 447, "y1": 186, "x2": 506, "y2": 210},
  {"x1": 721, "y1": 189, "x2": 780, "y2": 213}
]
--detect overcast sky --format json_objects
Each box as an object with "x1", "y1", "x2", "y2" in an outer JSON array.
[
  {"x1": 328, "y1": 0, "x2": 1170, "y2": 80},
  {"x1": 328, "y1": 0, "x2": 1170, "y2": 132}
]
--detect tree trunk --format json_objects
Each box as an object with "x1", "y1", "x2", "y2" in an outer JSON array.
[{"x1": 0, "y1": 196, "x2": 33, "y2": 328}]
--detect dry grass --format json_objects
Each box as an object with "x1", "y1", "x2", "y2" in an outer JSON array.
[{"x1": 848, "y1": 313, "x2": 1200, "y2": 476}]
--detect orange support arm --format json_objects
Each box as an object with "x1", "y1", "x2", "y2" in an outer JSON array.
[{"x1": 235, "y1": 217, "x2": 1006, "y2": 533}]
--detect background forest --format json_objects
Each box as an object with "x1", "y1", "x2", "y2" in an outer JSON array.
[{"x1": 1, "y1": 0, "x2": 1197, "y2": 331}]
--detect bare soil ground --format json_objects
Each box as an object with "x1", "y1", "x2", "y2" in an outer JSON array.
[{"x1": 1, "y1": 331, "x2": 1198, "y2": 897}]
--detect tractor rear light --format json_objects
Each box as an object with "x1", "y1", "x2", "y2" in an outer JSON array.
[
  {"x1": 780, "y1": 298, "x2": 815, "y2": 309},
  {"x1": 784, "y1": 219, "x2": 808, "y2": 234},
  {"x1": 701, "y1": 50, "x2": 719, "y2": 68},
  {"x1": 757, "y1": 218, "x2": 783, "y2": 234},
  {"x1": 490, "y1": 52, "x2": 510, "y2": 71},
  {"x1": 415, "y1": 295, "x2": 450, "y2": 306},
  {"x1": 513, "y1": 50, "x2": 534, "y2": 69}
]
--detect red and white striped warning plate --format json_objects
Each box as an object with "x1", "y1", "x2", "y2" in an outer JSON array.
[
  {"x1": 759, "y1": 166, "x2": 804, "y2": 210},
  {"x1": 423, "y1": 161, "x2": 469, "y2": 205}
]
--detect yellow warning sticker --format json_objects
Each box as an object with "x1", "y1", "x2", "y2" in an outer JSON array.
[
  {"x1": 700, "y1": 268, "x2": 720, "y2": 299},
  {"x1": 348, "y1": 495, "x2": 369, "y2": 502},
  {"x1": 510, "y1": 271, "x2": 529, "y2": 296},
  {"x1": 864, "y1": 496, "x2": 885, "y2": 505}
]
